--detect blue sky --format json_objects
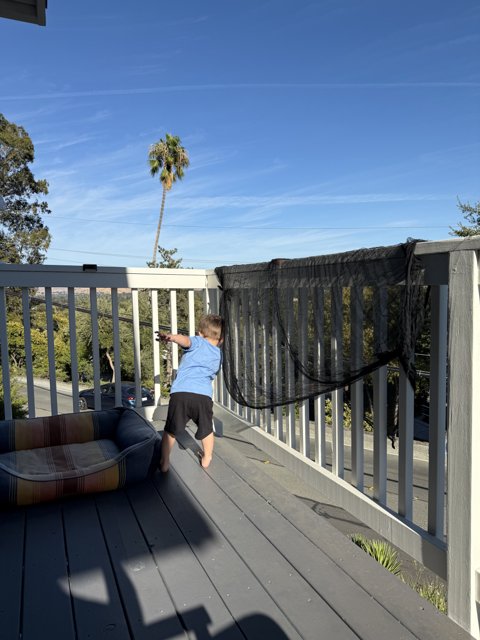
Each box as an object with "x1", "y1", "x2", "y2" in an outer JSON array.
[{"x1": 1, "y1": 0, "x2": 479, "y2": 268}]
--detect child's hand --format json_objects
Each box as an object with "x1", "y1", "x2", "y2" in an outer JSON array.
[{"x1": 155, "y1": 331, "x2": 171, "y2": 342}]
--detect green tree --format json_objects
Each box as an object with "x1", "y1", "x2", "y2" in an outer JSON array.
[
  {"x1": 148, "y1": 133, "x2": 189, "y2": 266},
  {"x1": 0, "y1": 113, "x2": 51, "y2": 264},
  {"x1": 450, "y1": 199, "x2": 480, "y2": 237},
  {"x1": 150, "y1": 245, "x2": 184, "y2": 269}
]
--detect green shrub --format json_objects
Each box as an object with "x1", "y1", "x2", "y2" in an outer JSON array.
[
  {"x1": 0, "y1": 376, "x2": 28, "y2": 419},
  {"x1": 350, "y1": 533, "x2": 402, "y2": 576},
  {"x1": 403, "y1": 574, "x2": 447, "y2": 614}
]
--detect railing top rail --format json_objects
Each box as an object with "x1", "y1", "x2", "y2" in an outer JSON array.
[
  {"x1": 414, "y1": 237, "x2": 480, "y2": 255},
  {"x1": 0, "y1": 264, "x2": 216, "y2": 276},
  {"x1": 1, "y1": 236, "x2": 479, "y2": 289},
  {"x1": 0, "y1": 264, "x2": 219, "y2": 289}
]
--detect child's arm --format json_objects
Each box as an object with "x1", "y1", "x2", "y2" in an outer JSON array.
[{"x1": 155, "y1": 332, "x2": 192, "y2": 349}]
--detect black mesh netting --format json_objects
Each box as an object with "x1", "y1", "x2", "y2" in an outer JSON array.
[{"x1": 215, "y1": 241, "x2": 428, "y2": 410}]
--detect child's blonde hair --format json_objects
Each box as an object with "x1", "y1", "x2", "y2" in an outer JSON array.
[{"x1": 198, "y1": 314, "x2": 224, "y2": 341}]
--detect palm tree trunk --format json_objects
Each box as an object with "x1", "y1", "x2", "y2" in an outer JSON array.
[{"x1": 152, "y1": 186, "x2": 167, "y2": 265}]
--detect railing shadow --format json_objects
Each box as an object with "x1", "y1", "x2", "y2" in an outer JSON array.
[
  {"x1": 145, "y1": 605, "x2": 292, "y2": 639},
  {"x1": 0, "y1": 455, "x2": 297, "y2": 639}
]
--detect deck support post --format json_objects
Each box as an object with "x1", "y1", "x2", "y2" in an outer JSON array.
[{"x1": 447, "y1": 249, "x2": 480, "y2": 639}]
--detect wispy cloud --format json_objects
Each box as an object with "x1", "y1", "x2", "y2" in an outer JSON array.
[
  {"x1": 84, "y1": 110, "x2": 111, "y2": 123},
  {"x1": 50, "y1": 14, "x2": 208, "y2": 33},
  {"x1": 50, "y1": 134, "x2": 98, "y2": 151},
  {"x1": 5, "y1": 105, "x2": 66, "y2": 125},
  {"x1": 167, "y1": 192, "x2": 447, "y2": 213},
  {"x1": 4, "y1": 81, "x2": 479, "y2": 101}
]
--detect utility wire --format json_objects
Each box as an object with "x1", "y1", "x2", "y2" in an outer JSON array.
[
  {"x1": 5, "y1": 290, "x2": 188, "y2": 333},
  {"x1": 47, "y1": 247, "x2": 227, "y2": 263},
  {"x1": 50, "y1": 214, "x2": 450, "y2": 231}
]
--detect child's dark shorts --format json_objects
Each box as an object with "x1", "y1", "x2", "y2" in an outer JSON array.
[{"x1": 164, "y1": 392, "x2": 214, "y2": 440}]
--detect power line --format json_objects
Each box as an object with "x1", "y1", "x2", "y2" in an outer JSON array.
[
  {"x1": 5, "y1": 290, "x2": 188, "y2": 333},
  {"x1": 50, "y1": 215, "x2": 450, "y2": 231},
  {"x1": 47, "y1": 247, "x2": 236, "y2": 264}
]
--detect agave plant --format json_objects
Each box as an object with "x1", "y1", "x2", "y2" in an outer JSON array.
[{"x1": 350, "y1": 533, "x2": 402, "y2": 576}]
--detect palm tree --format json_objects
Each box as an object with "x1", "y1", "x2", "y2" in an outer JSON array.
[{"x1": 148, "y1": 133, "x2": 189, "y2": 266}]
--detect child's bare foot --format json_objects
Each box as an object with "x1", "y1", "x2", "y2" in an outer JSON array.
[
  {"x1": 159, "y1": 459, "x2": 170, "y2": 473},
  {"x1": 199, "y1": 453, "x2": 212, "y2": 469}
]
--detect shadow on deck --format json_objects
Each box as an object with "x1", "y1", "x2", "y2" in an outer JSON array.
[{"x1": 0, "y1": 420, "x2": 470, "y2": 640}]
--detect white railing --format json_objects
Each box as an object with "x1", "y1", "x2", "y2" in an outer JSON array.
[
  {"x1": 0, "y1": 238, "x2": 479, "y2": 639},
  {"x1": 0, "y1": 263, "x2": 219, "y2": 421}
]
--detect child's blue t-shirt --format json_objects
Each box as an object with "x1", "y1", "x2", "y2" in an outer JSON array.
[{"x1": 171, "y1": 335, "x2": 222, "y2": 398}]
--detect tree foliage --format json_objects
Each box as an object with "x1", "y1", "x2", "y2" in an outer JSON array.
[
  {"x1": 449, "y1": 199, "x2": 480, "y2": 237},
  {"x1": 149, "y1": 245, "x2": 184, "y2": 269},
  {"x1": 0, "y1": 113, "x2": 51, "y2": 264},
  {"x1": 0, "y1": 374, "x2": 28, "y2": 420}
]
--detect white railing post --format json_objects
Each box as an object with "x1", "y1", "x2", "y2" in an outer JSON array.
[
  {"x1": 428, "y1": 284, "x2": 447, "y2": 538},
  {"x1": 272, "y1": 301, "x2": 283, "y2": 441},
  {"x1": 89, "y1": 287, "x2": 101, "y2": 410},
  {"x1": 447, "y1": 248, "x2": 480, "y2": 639},
  {"x1": 285, "y1": 288, "x2": 296, "y2": 448},
  {"x1": 313, "y1": 287, "x2": 326, "y2": 467},
  {"x1": 261, "y1": 294, "x2": 272, "y2": 434},
  {"x1": 170, "y1": 289, "x2": 179, "y2": 378},
  {"x1": 373, "y1": 287, "x2": 387, "y2": 505},
  {"x1": 242, "y1": 290, "x2": 252, "y2": 424},
  {"x1": 331, "y1": 286, "x2": 344, "y2": 478},
  {"x1": 298, "y1": 288, "x2": 310, "y2": 458},
  {"x1": 208, "y1": 287, "x2": 225, "y2": 406},
  {"x1": 232, "y1": 295, "x2": 241, "y2": 416},
  {"x1": 22, "y1": 288, "x2": 36, "y2": 417},
  {"x1": 131, "y1": 288, "x2": 143, "y2": 408},
  {"x1": 188, "y1": 290, "x2": 196, "y2": 337},
  {"x1": 350, "y1": 286, "x2": 364, "y2": 490},
  {"x1": 250, "y1": 291, "x2": 261, "y2": 426},
  {"x1": 397, "y1": 367, "x2": 414, "y2": 520},
  {"x1": 67, "y1": 287, "x2": 80, "y2": 413},
  {"x1": 45, "y1": 287, "x2": 58, "y2": 415},
  {"x1": 0, "y1": 286, "x2": 12, "y2": 419},
  {"x1": 111, "y1": 288, "x2": 122, "y2": 407},
  {"x1": 151, "y1": 289, "x2": 161, "y2": 406}
]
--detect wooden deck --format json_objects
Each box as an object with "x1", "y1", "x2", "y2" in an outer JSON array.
[{"x1": 0, "y1": 427, "x2": 471, "y2": 640}]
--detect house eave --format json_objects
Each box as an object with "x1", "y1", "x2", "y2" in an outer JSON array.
[{"x1": 0, "y1": 0, "x2": 47, "y2": 26}]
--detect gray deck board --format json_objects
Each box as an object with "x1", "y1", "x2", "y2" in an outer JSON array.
[
  {"x1": 0, "y1": 509, "x2": 24, "y2": 639},
  {"x1": 63, "y1": 498, "x2": 131, "y2": 640},
  {"x1": 22, "y1": 503, "x2": 76, "y2": 640},
  {"x1": 0, "y1": 423, "x2": 473, "y2": 640}
]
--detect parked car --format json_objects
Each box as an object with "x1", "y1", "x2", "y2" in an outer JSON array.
[{"x1": 78, "y1": 383, "x2": 154, "y2": 410}]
